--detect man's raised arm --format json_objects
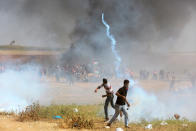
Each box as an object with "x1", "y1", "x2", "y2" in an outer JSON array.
[{"x1": 95, "y1": 84, "x2": 103, "y2": 93}]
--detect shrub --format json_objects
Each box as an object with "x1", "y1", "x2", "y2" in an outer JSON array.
[{"x1": 18, "y1": 103, "x2": 40, "y2": 122}]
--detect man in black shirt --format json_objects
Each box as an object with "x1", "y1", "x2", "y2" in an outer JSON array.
[{"x1": 107, "y1": 79, "x2": 130, "y2": 128}]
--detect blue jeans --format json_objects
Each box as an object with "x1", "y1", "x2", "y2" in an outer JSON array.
[{"x1": 109, "y1": 104, "x2": 128, "y2": 126}]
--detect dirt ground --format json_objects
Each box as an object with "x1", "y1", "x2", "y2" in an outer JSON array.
[
  {"x1": 0, "y1": 79, "x2": 193, "y2": 131},
  {"x1": 45, "y1": 79, "x2": 192, "y2": 105}
]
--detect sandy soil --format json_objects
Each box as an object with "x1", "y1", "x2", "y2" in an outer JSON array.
[{"x1": 45, "y1": 79, "x2": 192, "y2": 105}]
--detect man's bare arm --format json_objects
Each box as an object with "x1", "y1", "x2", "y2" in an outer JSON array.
[{"x1": 95, "y1": 84, "x2": 103, "y2": 93}]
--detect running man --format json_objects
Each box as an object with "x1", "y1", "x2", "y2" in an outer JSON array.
[
  {"x1": 107, "y1": 79, "x2": 130, "y2": 128},
  {"x1": 95, "y1": 78, "x2": 115, "y2": 121}
]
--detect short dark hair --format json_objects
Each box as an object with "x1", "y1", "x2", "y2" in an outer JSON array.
[
  {"x1": 124, "y1": 79, "x2": 129, "y2": 85},
  {"x1": 103, "y1": 78, "x2": 107, "y2": 83}
]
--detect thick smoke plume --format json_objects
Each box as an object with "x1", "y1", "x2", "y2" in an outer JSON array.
[
  {"x1": 0, "y1": 0, "x2": 196, "y2": 122},
  {"x1": 1, "y1": 0, "x2": 196, "y2": 67}
]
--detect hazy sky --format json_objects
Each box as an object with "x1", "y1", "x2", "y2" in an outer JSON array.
[{"x1": 0, "y1": 0, "x2": 196, "y2": 53}]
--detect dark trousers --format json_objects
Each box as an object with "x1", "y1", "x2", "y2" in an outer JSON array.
[{"x1": 104, "y1": 94, "x2": 115, "y2": 119}]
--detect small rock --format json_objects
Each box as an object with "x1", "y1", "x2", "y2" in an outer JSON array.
[
  {"x1": 145, "y1": 124, "x2": 152, "y2": 130},
  {"x1": 182, "y1": 124, "x2": 188, "y2": 127},
  {"x1": 74, "y1": 108, "x2": 78, "y2": 113},
  {"x1": 74, "y1": 122, "x2": 78, "y2": 127},
  {"x1": 160, "y1": 121, "x2": 168, "y2": 126},
  {"x1": 116, "y1": 127, "x2": 123, "y2": 131}
]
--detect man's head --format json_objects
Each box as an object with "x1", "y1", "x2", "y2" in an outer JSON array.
[
  {"x1": 124, "y1": 79, "x2": 129, "y2": 88},
  {"x1": 103, "y1": 78, "x2": 107, "y2": 84}
]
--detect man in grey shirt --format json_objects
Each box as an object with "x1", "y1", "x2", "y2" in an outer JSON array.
[{"x1": 95, "y1": 78, "x2": 115, "y2": 121}]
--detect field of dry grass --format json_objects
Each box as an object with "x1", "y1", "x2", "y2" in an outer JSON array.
[{"x1": 0, "y1": 103, "x2": 196, "y2": 131}]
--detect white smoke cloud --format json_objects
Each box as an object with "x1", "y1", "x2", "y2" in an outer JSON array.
[
  {"x1": 0, "y1": 66, "x2": 49, "y2": 112},
  {"x1": 126, "y1": 85, "x2": 196, "y2": 122}
]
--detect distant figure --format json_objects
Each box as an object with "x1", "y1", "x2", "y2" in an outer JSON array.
[
  {"x1": 55, "y1": 66, "x2": 61, "y2": 82},
  {"x1": 95, "y1": 78, "x2": 115, "y2": 121},
  {"x1": 159, "y1": 70, "x2": 165, "y2": 80},
  {"x1": 10, "y1": 40, "x2": 15, "y2": 46},
  {"x1": 170, "y1": 76, "x2": 175, "y2": 90},
  {"x1": 140, "y1": 70, "x2": 143, "y2": 80},
  {"x1": 166, "y1": 72, "x2": 170, "y2": 80},
  {"x1": 153, "y1": 71, "x2": 158, "y2": 80},
  {"x1": 190, "y1": 74, "x2": 196, "y2": 88}
]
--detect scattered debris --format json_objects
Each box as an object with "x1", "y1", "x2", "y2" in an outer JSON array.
[
  {"x1": 160, "y1": 121, "x2": 168, "y2": 126},
  {"x1": 182, "y1": 124, "x2": 188, "y2": 127},
  {"x1": 53, "y1": 116, "x2": 62, "y2": 119},
  {"x1": 74, "y1": 108, "x2": 78, "y2": 113},
  {"x1": 116, "y1": 127, "x2": 123, "y2": 131},
  {"x1": 73, "y1": 123, "x2": 78, "y2": 127},
  {"x1": 145, "y1": 124, "x2": 152, "y2": 130}
]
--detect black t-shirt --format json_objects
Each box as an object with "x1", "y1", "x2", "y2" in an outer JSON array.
[{"x1": 116, "y1": 87, "x2": 128, "y2": 105}]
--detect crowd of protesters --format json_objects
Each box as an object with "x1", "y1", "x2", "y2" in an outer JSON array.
[
  {"x1": 139, "y1": 69, "x2": 176, "y2": 81},
  {"x1": 0, "y1": 62, "x2": 195, "y2": 88},
  {"x1": 40, "y1": 63, "x2": 104, "y2": 83}
]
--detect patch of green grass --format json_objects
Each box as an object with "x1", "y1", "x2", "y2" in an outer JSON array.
[
  {"x1": 15, "y1": 103, "x2": 196, "y2": 130},
  {"x1": 17, "y1": 103, "x2": 103, "y2": 129},
  {"x1": 38, "y1": 104, "x2": 103, "y2": 120}
]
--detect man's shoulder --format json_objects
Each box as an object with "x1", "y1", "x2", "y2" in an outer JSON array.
[
  {"x1": 105, "y1": 83, "x2": 111, "y2": 87},
  {"x1": 118, "y1": 87, "x2": 124, "y2": 91}
]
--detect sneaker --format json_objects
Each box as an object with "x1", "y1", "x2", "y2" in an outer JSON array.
[
  {"x1": 106, "y1": 123, "x2": 111, "y2": 127},
  {"x1": 105, "y1": 126, "x2": 110, "y2": 129},
  {"x1": 125, "y1": 125, "x2": 130, "y2": 128}
]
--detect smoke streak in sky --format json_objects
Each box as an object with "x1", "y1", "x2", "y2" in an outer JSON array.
[{"x1": 102, "y1": 13, "x2": 122, "y2": 77}]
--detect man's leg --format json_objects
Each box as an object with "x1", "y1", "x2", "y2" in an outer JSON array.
[
  {"x1": 104, "y1": 97, "x2": 110, "y2": 120},
  {"x1": 107, "y1": 104, "x2": 120, "y2": 126},
  {"x1": 110, "y1": 94, "x2": 115, "y2": 109},
  {"x1": 110, "y1": 95, "x2": 123, "y2": 117},
  {"x1": 121, "y1": 106, "x2": 129, "y2": 127}
]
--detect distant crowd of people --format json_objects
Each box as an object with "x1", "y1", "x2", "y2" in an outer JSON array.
[
  {"x1": 0, "y1": 63, "x2": 196, "y2": 88},
  {"x1": 139, "y1": 69, "x2": 175, "y2": 81},
  {"x1": 39, "y1": 66, "x2": 196, "y2": 88}
]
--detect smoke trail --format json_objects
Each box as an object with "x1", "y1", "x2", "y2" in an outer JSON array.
[
  {"x1": 101, "y1": 13, "x2": 189, "y2": 122},
  {"x1": 102, "y1": 13, "x2": 122, "y2": 77}
]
